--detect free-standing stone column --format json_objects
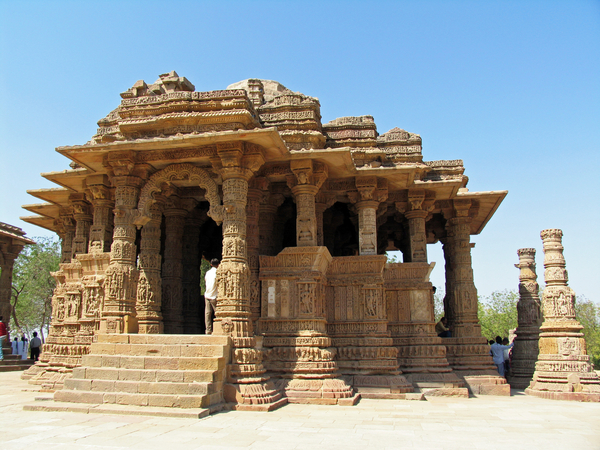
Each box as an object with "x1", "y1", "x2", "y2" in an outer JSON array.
[
  {"x1": 510, "y1": 248, "x2": 542, "y2": 388},
  {"x1": 136, "y1": 207, "x2": 163, "y2": 334},
  {"x1": 526, "y1": 229, "x2": 600, "y2": 401},
  {"x1": 101, "y1": 152, "x2": 147, "y2": 334},
  {"x1": 162, "y1": 200, "x2": 187, "y2": 334},
  {"x1": 215, "y1": 141, "x2": 284, "y2": 410}
]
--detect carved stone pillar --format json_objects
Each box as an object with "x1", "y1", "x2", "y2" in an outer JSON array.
[
  {"x1": 87, "y1": 175, "x2": 114, "y2": 254},
  {"x1": 444, "y1": 200, "x2": 479, "y2": 336},
  {"x1": 215, "y1": 141, "x2": 284, "y2": 410},
  {"x1": 136, "y1": 208, "x2": 163, "y2": 334},
  {"x1": 526, "y1": 229, "x2": 600, "y2": 401},
  {"x1": 441, "y1": 235, "x2": 455, "y2": 325},
  {"x1": 315, "y1": 192, "x2": 336, "y2": 247},
  {"x1": 247, "y1": 179, "x2": 264, "y2": 325},
  {"x1": 59, "y1": 211, "x2": 76, "y2": 263},
  {"x1": 71, "y1": 193, "x2": 92, "y2": 258},
  {"x1": 351, "y1": 176, "x2": 387, "y2": 256},
  {"x1": 510, "y1": 248, "x2": 542, "y2": 389},
  {"x1": 0, "y1": 250, "x2": 20, "y2": 331},
  {"x1": 259, "y1": 193, "x2": 284, "y2": 256},
  {"x1": 405, "y1": 189, "x2": 434, "y2": 263},
  {"x1": 441, "y1": 199, "x2": 506, "y2": 393},
  {"x1": 182, "y1": 207, "x2": 203, "y2": 334},
  {"x1": 101, "y1": 153, "x2": 146, "y2": 334},
  {"x1": 288, "y1": 160, "x2": 328, "y2": 247},
  {"x1": 162, "y1": 201, "x2": 186, "y2": 334}
]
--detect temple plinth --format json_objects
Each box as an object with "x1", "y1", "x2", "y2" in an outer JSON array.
[{"x1": 525, "y1": 229, "x2": 600, "y2": 401}]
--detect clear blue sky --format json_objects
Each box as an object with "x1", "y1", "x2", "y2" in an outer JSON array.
[{"x1": 1, "y1": 0, "x2": 598, "y2": 301}]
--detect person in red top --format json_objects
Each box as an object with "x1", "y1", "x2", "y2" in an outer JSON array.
[{"x1": 0, "y1": 316, "x2": 7, "y2": 361}]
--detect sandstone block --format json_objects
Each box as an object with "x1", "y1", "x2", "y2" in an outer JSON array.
[
  {"x1": 156, "y1": 370, "x2": 184, "y2": 383},
  {"x1": 145, "y1": 357, "x2": 178, "y2": 370},
  {"x1": 87, "y1": 368, "x2": 119, "y2": 381},
  {"x1": 55, "y1": 390, "x2": 104, "y2": 404},
  {"x1": 119, "y1": 356, "x2": 145, "y2": 370},
  {"x1": 81, "y1": 355, "x2": 102, "y2": 367},
  {"x1": 183, "y1": 370, "x2": 214, "y2": 383},
  {"x1": 91, "y1": 379, "x2": 116, "y2": 392},
  {"x1": 478, "y1": 384, "x2": 510, "y2": 396},
  {"x1": 114, "y1": 380, "x2": 140, "y2": 394},
  {"x1": 101, "y1": 355, "x2": 121, "y2": 368},
  {"x1": 116, "y1": 393, "x2": 149, "y2": 406},
  {"x1": 118, "y1": 369, "x2": 142, "y2": 382},
  {"x1": 97, "y1": 334, "x2": 130, "y2": 344},
  {"x1": 63, "y1": 379, "x2": 92, "y2": 391},
  {"x1": 147, "y1": 394, "x2": 175, "y2": 408}
]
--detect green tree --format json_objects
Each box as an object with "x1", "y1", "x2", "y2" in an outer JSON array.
[
  {"x1": 11, "y1": 236, "x2": 61, "y2": 341},
  {"x1": 477, "y1": 289, "x2": 518, "y2": 341},
  {"x1": 575, "y1": 296, "x2": 600, "y2": 370}
]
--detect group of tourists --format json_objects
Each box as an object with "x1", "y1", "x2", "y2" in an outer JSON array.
[
  {"x1": 0, "y1": 316, "x2": 42, "y2": 362},
  {"x1": 434, "y1": 314, "x2": 514, "y2": 378}
]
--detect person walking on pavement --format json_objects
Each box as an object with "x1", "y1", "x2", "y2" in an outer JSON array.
[
  {"x1": 30, "y1": 331, "x2": 42, "y2": 361},
  {"x1": 204, "y1": 258, "x2": 220, "y2": 334}
]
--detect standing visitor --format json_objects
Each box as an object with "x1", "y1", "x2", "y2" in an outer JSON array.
[
  {"x1": 489, "y1": 336, "x2": 514, "y2": 377},
  {"x1": 30, "y1": 332, "x2": 42, "y2": 361},
  {"x1": 20, "y1": 335, "x2": 28, "y2": 360},
  {"x1": 502, "y1": 337, "x2": 512, "y2": 377},
  {"x1": 12, "y1": 337, "x2": 18, "y2": 355},
  {"x1": 204, "y1": 258, "x2": 220, "y2": 335},
  {"x1": 21, "y1": 335, "x2": 29, "y2": 359},
  {"x1": 0, "y1": 316, "x2": 6, "y2": 360}
]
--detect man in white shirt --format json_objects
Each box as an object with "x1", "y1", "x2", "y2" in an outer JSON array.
[
  {"x1": 204, "y1": 258, "x2": 220, "y2": 334},
  {"x1": 489, "y1": 336, "x2": 514, "y2": 377}
]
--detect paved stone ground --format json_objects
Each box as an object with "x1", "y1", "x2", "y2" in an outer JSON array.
[{"x1": 1, "y1": 371, "x2": 599, "y2": 450}]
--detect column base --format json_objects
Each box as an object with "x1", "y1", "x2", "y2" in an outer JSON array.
[
  {"x1": 224, "y1": 379, "x2": 287, "y2": 411},
  {"x1": 525, "y1": 369, "x2": 600, "y2": 402},
  {"x1": 275, "y1": 377, "x2": 358, "y2": 405}
]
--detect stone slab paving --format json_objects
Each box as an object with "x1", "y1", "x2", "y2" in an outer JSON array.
[{"x1": 1, "y1": 371, "x2": 599, "y2": 450}]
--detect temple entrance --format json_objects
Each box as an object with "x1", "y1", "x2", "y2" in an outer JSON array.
[{"x1": 159, "y1": 199, "x2": 222, "y2": 335}]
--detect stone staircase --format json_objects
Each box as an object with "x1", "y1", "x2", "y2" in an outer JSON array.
[
  {"x1": 0, "y1": 349, "x2": 34, "y2": 372},
  {"x1": 29, "y1": 334, "x2": 231, "y2": 417}
]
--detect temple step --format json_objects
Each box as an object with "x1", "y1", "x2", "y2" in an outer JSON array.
[
  {"x1": 0, "y1": 354, "x2": 34, "y2": 372},
  {"x1": 51, "y1": 334, "x2": 231, "y2": 413}
]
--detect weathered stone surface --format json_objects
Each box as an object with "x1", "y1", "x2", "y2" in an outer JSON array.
[
  {"x1": 22, "y1": 74, "x2": 509, "y2": 414},
  {"x1": 526, "y1": 230, "x2": 600, "y2": 401}
]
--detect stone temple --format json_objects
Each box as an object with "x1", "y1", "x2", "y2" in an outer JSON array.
[{"x1": 21, "y1": 72, "x2": 509, "y2": 413}]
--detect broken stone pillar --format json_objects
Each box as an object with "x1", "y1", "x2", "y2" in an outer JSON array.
[
  {"x1": 510, "y1": 248, "x2": 542, "y2": 389},
  {"x1": 526, "y1": 229, "x2": 600, "y2": 401}
]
